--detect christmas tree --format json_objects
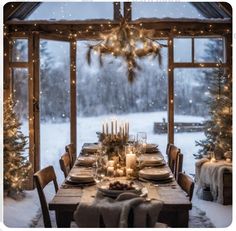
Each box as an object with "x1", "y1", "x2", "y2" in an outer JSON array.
[
  {"x1": 195, "y1": 64, "x2": 232, "y2": 159},
  {"x1": 4, "y1": 97, "x2": 31, "y2": 199}
]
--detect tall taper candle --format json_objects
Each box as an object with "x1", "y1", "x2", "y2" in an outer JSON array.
[
  {"x1": 111, "y1": 120, "x2": 114, "y2": 135},
  {"x1": 102, "y1": 123, "x2": 105, "y2": 133},
  {"x1": 106, "y1": 122, "x2": 108, "y2": 135},
  {"x1": 115, "y1": 120, "x2": 117, "y2": 134}
]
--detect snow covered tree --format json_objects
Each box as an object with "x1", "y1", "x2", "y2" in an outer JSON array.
[
  {"x1": 4, "y1": 97, "x2": 31, "y2": 199},
  {"x1": 195, "y1": 65, "x2": 232, "y2": 159}
]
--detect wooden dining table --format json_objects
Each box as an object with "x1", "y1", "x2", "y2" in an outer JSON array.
[{"x1": 49, "y1": 144, "x2": 192, "y2": 228}]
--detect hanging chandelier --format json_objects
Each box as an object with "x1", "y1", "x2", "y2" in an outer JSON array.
[{"x1": 86, "y1": 19, "x2": 163, "y2": 83}]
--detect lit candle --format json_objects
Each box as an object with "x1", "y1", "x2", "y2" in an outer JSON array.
[
  {"x1": 126, "y1": 153, "x2": 137, "y2": 169},
  {"x1": 111, "y1": 120, "x2": 114, "y2": 136},
  {"x1": 106, "y1": 122, "x2": 108, "y2": 135},
  {"x1": 107, "y1": 166, "x2": 114, "y2": 177},
  {"x1": 117, "y1": 168, "x2": 124, "y2": 176},
  {"x1": 211, "y1": 157, "x2": 216, "y2": 163},
  {"x1": 127, "y1": 123, "x2": 129, "y2": 136},
  {"x1": 102, "y1": 123, "x2": 105, "y2": 133},
  {"x1": 126, "y1": 168, "x2": 133, "y2": 176},
  {"x1": 115, "y1": 120, "x2": 117, "y2": 134},
  {"x1": 108, "y1": 160, "x2": 115, "y2": 167}
]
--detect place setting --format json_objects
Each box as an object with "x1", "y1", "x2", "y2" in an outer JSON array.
[{"x1": 64, "y1": 168, "x2": 96, "y2": 188}]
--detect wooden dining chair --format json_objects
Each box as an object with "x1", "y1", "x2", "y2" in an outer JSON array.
[
  {"x1": 168, "y1": 144, "x2": 183, "y2": 180},
  {"x1": 65, "y1": 143, "x2": 76, "y2": 168},
  {"x1": 34, "y1": 165, "x2": 58, "y2": 228},
  {"x1": 166, "y1": 143, "x2": 172, "y2": 165},
  {"x1": 59, "y1": 152, "x2": 71, "y2": 178},
  {"x1": 178, "y1": 172, "x2": 195, "y2": 201}
]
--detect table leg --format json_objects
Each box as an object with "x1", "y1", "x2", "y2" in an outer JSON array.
[
  {"x1": 176, "y1": 210, "x2": 189, "y2": 227},
  {"x1": 159, "y1": 210, "x2": 189, "y2": 227},
  {"x1": 55, "y1": 210, "x2": 74, "y2": 227}
]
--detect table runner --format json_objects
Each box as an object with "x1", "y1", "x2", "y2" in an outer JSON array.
[{"x1": 73, "y1": 183, "x2": 164, "y2": 227}]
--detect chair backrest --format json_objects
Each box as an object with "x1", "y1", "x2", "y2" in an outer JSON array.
[
  {"x1": 65, "y1": 143, "x2": 76, "y2": 168},
  {"x1": 166, "y1": 143, "x2": 172, "y2": 165},
  {"x1": 59, "y1": 152, "x2": 71, "y2": 178},
  {"x1": 33, "y1": 166, "x2": 58, "y2": 227},
  {"x1": 168, "y1": 144, "x2": 183, "y2": 180},
  {"x1": 178, "y1": 172, "x2": 195, "y2": 201}
]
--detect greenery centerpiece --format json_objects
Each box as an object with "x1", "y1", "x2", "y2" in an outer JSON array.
[{"x1": 98, "y1": 132, "x2": 128, "y2": 168}]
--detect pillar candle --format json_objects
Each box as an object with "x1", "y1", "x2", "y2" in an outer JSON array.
[
  {"x1": 117, "y1": 168, "x2": 124, "y2": 176},
  {"x1": 106, "y1": 122, "x2": 108, "y2": 135},
  {"x1": 115, "y1": 120, "x2": 117, "y2": 134},
  {"x1": 107, "y1": 166, "x2": 114, "y2": 177},
  {"x1": 111, "y1": 121, "x2": 114, "y2": 135},
  {"x1": 108, "y1": 160, "x2": 115, "y2": 167},
  {"x1": 126, "y1": 153, "x2": 137, "y2": 169},
  {"x1": 126, "y1": 168, "x2": 133, "y2": 176}
]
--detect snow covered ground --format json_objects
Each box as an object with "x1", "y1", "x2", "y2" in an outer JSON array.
[
  {"x1": 3, "y1": 111, "x2": 233, "y2": 228},
  {"x1": 40, "y1": 111, "x2": 204, "y2": 183}
]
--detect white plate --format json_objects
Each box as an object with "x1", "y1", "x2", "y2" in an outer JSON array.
[
  {"x1": 97, "y1": 181, "x2": 143, "y2": 198},
  {"x1": 77, "y1": 156, "x2": 96, "y2": 166},
  {"x1": 139, "y1": 167, "x2": 171, "y2": 180},
  {"x1": 69, "y1": 172, "x2": 94, "y2": 182},
  {"x1": 66, "y1": 176, "x2": 95, "y2": 184},
  {"x1": 139, "y1": 154, "x2": 163, "y2": 164}
]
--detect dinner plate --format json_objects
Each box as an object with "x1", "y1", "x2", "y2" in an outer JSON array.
[
  {"x1": 139, "y1": 154, "x2": 163, "y2": 164},
  {"x1": 145, "y1": 144, "x2": 159, "y2": 153},
  {"x1": 97, "y1": 181, "x2": 143, "y2": 198},
  {"x1": 76, "y1": 156, "x2": 96, "y2": 166},
  {"x1": 139, "y1": 175, "x2": 174, "y2": 184},
  {"x1": 65, "y1": 177, "x2": 96, "y2": 186},
  {"x1": 66, "y1": 176, "x2": 95, "y2": 183},
  {"x1": 82, "y1": 144, "x2": 99, "y2": 154},
  {"x1": 139, "y1": 167, "x2": 171, "y2": 180},
  {"x1": 69, "y1": 172, "x2": 94, "y2": 182},
  {"x1": 141, "y1": 161, "x2": 166, "y2": 168}
]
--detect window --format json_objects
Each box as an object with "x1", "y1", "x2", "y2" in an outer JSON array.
[
  {"x1": 39, "y1": 39, "x2": 70, "y2": 183},
  {"x1": 27, "y1": 2, "x2": 113, "y2": 20},
  {"x1": 194, "y1": 38, "x2": 225, "y2": 63},
  {"x1": 12, "y1": 68, "x2": 29, "y2": 135},
  {"x1": 76, "y1": 40, "x2": 168, "y2": 154},
  {"x1": 174, "y1": 37, "x2": 225, "y2": 63},
  {"x1": 132, "y1": 2, "x2": 205, "y2": 20},
  {"x1": 11, "y1": 39, "x2": 28, "y2": 62},
  {"x1": 174, "y1": 67, "x2": 219, "y2": 175},
  {"x1": 174, "y1": 38, "x2": 192, "y2": 63}
]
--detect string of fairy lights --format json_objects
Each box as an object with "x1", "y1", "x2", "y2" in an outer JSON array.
[
  {"x1": 4, "y1": 4, "x2": 232, "y2": 126},
  {"x1": 4, "y1": 17, "x2": 231, "y2": 101}
]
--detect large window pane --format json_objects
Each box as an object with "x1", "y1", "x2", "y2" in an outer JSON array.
[
  {"x1": 27, "y1": 2, "x2": 113, "y2": 20},
  {"x1": 11, "y1": 39, "x2": 28, "y2": 62},
  {"x1": 132, "y1": 2, "x2": 205, "y2": 20},
  {"x1": 174, "y1": 38, "x2": 192, "y2": 63},
  {"x1": 194, "y1": 38, "x2": 225, "y2": 63},
  {"x1": 40, "y1": 39, "x2": 70, "y2": 183},
  {"x1": 12, "y1": 68, "x2": 29, "y2": 155},
  {"x1": 76, "y1": 40, "x2": 168, "y2": 155},
  {"x1": 174, "y1": 68, "x2": 216, "y2": 175}
]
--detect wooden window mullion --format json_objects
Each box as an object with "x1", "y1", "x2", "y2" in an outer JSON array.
[
  {"x1": 168, "y1": 35, "x2": 174, "y2": 144},
  {"x1": 70, "y1": 39, "x2": 77, "y2": 155}
]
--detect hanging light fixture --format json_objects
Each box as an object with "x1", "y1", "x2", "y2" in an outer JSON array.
[{"x1": 86, "y1": 18, "x2": 163, "y2": 83}]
